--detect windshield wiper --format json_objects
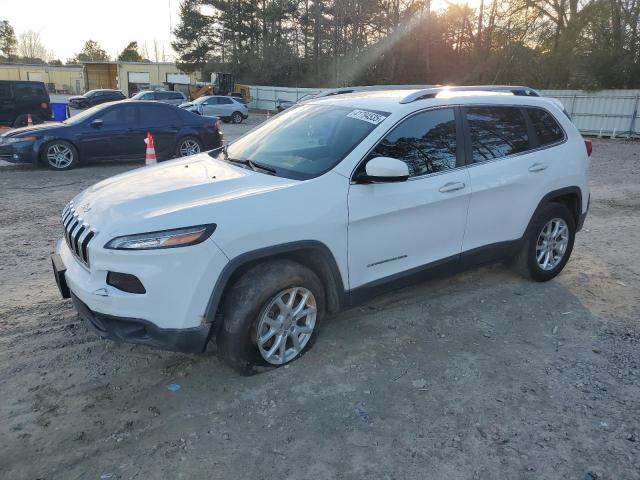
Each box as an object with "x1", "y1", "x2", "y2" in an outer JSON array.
[
  {"x1": 209, "y1": 144, "x2": 277, "y2": 175},
  {"x1": 226, "y1": 157, "x2": 277, "y2": 175}
]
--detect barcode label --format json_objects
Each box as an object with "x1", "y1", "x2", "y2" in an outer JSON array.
[{"x1": 346, "y1": 109, "x2": 386, "y2": 125}]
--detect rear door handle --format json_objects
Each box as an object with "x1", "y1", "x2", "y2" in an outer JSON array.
[
  {"x1": 439, "y1": 182, "x2": 466, "y2": 193},
  {"x1": 528, "y1": 162, "x2": 548, "y2": 172}
]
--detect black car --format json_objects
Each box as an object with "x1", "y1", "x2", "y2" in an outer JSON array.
[
  {"x1": 68, "y1": 89, "x2": 126, "y2": 109},
  {"x1": 0, "y1": 101, "x2": 223, "y2": 171},
  {"x1": 0, "y1": 80, "x2": 52, "y2": 127}
]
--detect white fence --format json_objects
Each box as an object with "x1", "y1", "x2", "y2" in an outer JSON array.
[{"x1": 248, "y1": 85, "x2": 640, "y2": 137}]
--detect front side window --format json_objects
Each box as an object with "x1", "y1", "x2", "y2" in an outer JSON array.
[
  {"x1": 99, "y1": 105, "x2": 137, "y2": 125},
  {"x1": 367, "y1": 108, "x2": 458, "y2": 177},
  {"x1": 466, "y1": 106, "x2": 530, "y2": 162},
  {"x1": 219, "y1": 104, "x2": 387, "y2": 180},
  {"x1": 527, "y1": 107, "x2": 564, "y2": 146}
]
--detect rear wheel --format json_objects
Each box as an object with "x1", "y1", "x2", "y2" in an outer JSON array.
[
  {"x1": 42, "y1": 140, "x2": 78, "y2": 171},
  {"x1": 231, "y1": 111, "x2": 243, "y2": 124},
  {"x1": 13, "y1": 114, "x2": 43, "y2": 128},
  {"x1": 511, "y1": 202, "x2": 575, "y2": 281},
  {"x1": 175, "y1": 136, "x2": 202, "y2": 158},
  {"x1": 216, "y1": 260, "x2": 325, "y2": 374}
]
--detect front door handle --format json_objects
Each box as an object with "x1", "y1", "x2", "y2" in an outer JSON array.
[
  {"x1": 528, "y1": 162, "x2": 548, "y2": 172},
  {"x1": 439, "y1": 182, "x2": 466, "y2": 193}
]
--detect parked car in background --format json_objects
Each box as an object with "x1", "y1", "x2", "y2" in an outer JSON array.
[
  {"x1": 130, "y1": 90, "x2": 187, "y2": 106},
  {"x1": 275, "y1": 93, "x2": 317, "y2": 112},
  {"x1": 0, "y1": 80, "x2": 51, "y2": 127},
  {"x1": 50, "y1": 85, "x2": 591, "y2": 374},
  {"x1": 68, "y1": 89, "x2": 126, "y2": 109},
  {"x1": 179, "y1": 95, "x2": 249, "y2": 123},
  {"x1": 0, "y1": 101, "x2": 222, "y2": 170}
]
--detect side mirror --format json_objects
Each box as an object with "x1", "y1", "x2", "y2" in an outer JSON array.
[
  {"x1": 360, "y1": 156, "x2": 410, "y2": 183},
  {"x1": 90, "y1": 119, "x2": 103, "y2": 129}
]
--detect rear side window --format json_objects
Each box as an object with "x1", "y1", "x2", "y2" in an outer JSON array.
[
  {"x1": 0, "y1": 83, "x2": 11, "y2": 99},
  {"x1": 14, "y1": 82, "x2": 46, "y2": 100},
  {"x1": 466, "y1": 106, "x2": 529, "y2": 162},
  {"x1": 219, "y1": 97, "x2": 233, "y2": 105},
  {"x1": 368, "y1": 108, "x2": 458, "y2": 177},
  {"x1": 139, "y1": 104, "x2": 180, "y2": 124},
  {"x1": 170, "y1": 92, "x2": 184, "y2": 100},
  {"x1": 527, "y1": 108, "x2": 564, "y2": 146}
]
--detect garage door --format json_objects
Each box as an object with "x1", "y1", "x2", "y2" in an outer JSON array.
[
  {"x1": 128, "y1": 72, "x2": 150, "y2": 83},
  {"x1": 167, "y1": 73, "x2": 190, "y2": 85}
]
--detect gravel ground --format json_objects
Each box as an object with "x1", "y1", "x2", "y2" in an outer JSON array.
[{"x1": 0, "y1": 134, "x2": 639, "y2": 480}]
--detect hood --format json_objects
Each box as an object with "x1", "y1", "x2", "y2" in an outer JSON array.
[
  {"x1": 71, "y1": 153, "x2": 297, "y2": 236},
  {"x1": 1, "y1": 122, "x2": 66, "y2": 138},
  {"x1": 68, "y1": 95, "x2": 86, "y2": 101},
  {"x1": 179, "y1": 102, "x2": 196, "y2": 109}
]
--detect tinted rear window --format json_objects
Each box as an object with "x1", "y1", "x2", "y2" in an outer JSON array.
[
  {"x1": 466, "y1": 106, "x2": 530, "y2": 162},
  {"x1": 14, "y1": 82, "x2": 46, "y2": 100},
  {"x1": 527, "y1": 107, "x2": 564, "y2": 146}
]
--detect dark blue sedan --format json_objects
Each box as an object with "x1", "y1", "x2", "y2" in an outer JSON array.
[{"x1": 0, "y1": 101, "x2": 223, "y2": 170}]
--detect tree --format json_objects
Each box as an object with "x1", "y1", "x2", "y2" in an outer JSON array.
[
  {"x1": 172, "y1": 0, "x2": 640, "y2": 89},
  {"x1": 17, "y1": 30, "x2": 52, "y2": 62},
  {"x1": 69, "y1": 39, "x2": 109, "y2": 63},
  {"x1": 0, "y1": 20, "x2": 17, "y2": 59},
  {"x1": 118, "y1": 41, "x2": 143, "y2": 62}
]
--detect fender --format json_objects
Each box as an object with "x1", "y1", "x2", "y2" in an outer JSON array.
[
  {"x1": 525, "y1": 186, "x2": 583, "y2": 234},
  {"x1": 203, "y1": 240, "x2": 347, "y2": 336}
]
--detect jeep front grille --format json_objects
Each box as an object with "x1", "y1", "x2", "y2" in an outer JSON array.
[{"x1": 62, "y1": 202, "x2": 95, "y2": 267}]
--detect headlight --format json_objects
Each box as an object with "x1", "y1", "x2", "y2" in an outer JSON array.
[
  {"x1": 3, "y1": 136, "x2": 38, "y2": 144},
  {"x1": 104, "y1": 224, "x2": 216, "y2": 250}
]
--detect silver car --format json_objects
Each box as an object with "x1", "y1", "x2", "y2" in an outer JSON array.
[
  {"x1": 179, "y1": 95, "x2": 249, "y2": 124},
  {"x1": 131, "y1": 90, "x2": 187, "y2": 106}
]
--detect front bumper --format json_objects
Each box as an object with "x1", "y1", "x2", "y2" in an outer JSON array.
[
  {"x1": 54, "y1": 232, "x2": 229, "y2": 352},
  {"x1": 70, "y1": 291, "x2": 209, "y2": 353},
  {"x1": 0, "y1": 140, "x2": 39, "y2": 163}
]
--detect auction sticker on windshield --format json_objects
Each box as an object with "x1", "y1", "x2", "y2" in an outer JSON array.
[{"x1": 346, "y1": 109, "x2": 387, "y2": 125}]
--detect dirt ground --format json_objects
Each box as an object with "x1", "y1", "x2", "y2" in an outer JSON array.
[{"x1": 0, "y1": 131, "x2": 639, "y2": 479}]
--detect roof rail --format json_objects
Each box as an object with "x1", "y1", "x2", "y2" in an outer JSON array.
[{"x1": 399, "y1": 85, "x2": 540, "y2": 104}]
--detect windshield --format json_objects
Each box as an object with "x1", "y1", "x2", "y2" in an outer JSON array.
[
  {"x1": 63, "y1": 103, "x2": 108, "y2": 124},
  {"x1": 215, "y1": 104, "x2": 388, "y2": 180},
  {"x1": 131, "y1": 91, "x2": 147, "y2": 99},
  {"x1": 193, "y1": 96, "x2": 210, "y2": 105}
]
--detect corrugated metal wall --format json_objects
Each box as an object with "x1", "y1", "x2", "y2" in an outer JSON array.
[
  {"x1": 540, "y1": 89, "x2": 640, "y2": 137},
  {"x1": 248, "y1": 85, "x2": 640, "y2": 137}
]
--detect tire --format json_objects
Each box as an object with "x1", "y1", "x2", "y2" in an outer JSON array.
[
  {"x1": 13, "y1": 114, "x2": 43, "y2": 128},
  {"x1": 216, "y1": 259, "x2": 325, "y2": 375},
  {"x1": 175, "y1": 136, "x2": 202, "y2": 158},
  {"x1": 41, "y1": 140, "x2": 79, "y2": 171},
  {"x1": 231, "y1": 111, "x2": 243, "y2": 124},
  {"x1": 511, "y1": 202, "x2": 575, "y2": 282}
]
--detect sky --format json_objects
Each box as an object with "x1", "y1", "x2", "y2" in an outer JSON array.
[
  {"x1": 1, "y1": 0, "x2": 181, "y2": 61},
  {"x1": 1, "y1": 0, "x2": 481, "y2": 63}
]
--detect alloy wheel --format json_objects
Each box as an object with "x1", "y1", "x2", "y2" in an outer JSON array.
[
  {"x1": 255, "y1": 287, "x2": 317, "y2": 365},
  {"x1": 535, "y1": 218, "x2": 569, "y2": 271},
  {"x1": 47, "y1": 143, "x2": 74, "y2": 169},
  {"x1": 232, "y1": 112, "x2": 242, "y2": 124},
  {"x1": 179, "y1": 139, "x2": 201, "y2": 157}
]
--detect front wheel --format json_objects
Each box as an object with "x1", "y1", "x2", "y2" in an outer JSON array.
[
  {"x1": 175, "y1": 136, "x2": 202, "y2": 158},
  {"x1": 511, "y1": 202, "x2": 575, "y2": 281},
  {"x1": 42, "y1": 140, "x2": 78, "y2": 171},
  {"x1": 216, "y1": 260, "x2": 325, "y2": 374}
]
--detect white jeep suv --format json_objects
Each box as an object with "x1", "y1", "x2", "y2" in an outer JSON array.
[{"x1": 52, "y1": 86, "x2": 591, "y2": 373}]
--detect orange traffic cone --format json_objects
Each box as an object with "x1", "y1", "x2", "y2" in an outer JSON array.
[
  {"x1": 144, "y1": 132, "x2": 157, "y2": 165},
  {"x1": 27, "y1": 114, "x2": 33, "y2": 126}
]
